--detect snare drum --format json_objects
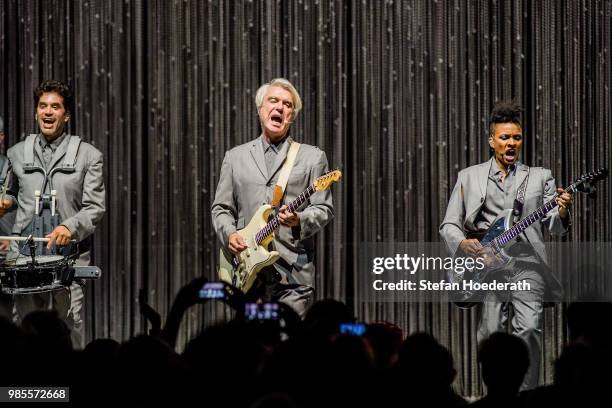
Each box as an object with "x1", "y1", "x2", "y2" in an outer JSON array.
[{"x1": 0, "y1": 254, "x2": 73, "y2": 295}]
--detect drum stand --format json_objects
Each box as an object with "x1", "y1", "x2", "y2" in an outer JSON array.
[
  {"x1": 25, "y1": 234, "x2": 38, "y2": 264},
  {"x1": 0, "y1": 190, "x2": 101, "y2": 294}
]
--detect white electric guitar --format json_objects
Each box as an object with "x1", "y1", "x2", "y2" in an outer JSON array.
[{"x1": 218, "y1": 169, "x2": 342, "y2": 293}]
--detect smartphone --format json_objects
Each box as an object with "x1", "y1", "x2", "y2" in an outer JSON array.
[
  {"x1": 245, "y1": 302, "x2": 279, "y2": 321},
  {"x1": 339, "y1": 322, "x2": 366, "y2": 336},
  {"x1": 198, "y1": 282, "x2": 226, "y2": 300}
]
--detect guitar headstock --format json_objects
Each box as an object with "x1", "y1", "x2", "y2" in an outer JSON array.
[
  {"x1": 571, "y1": 168, "x2": 608, "y2": 196},
  {"x1": 313, "y1": 169, "x2": 342, "y2": 192}
]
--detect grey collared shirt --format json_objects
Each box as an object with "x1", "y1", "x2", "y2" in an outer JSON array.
[
  {"x1": 475, "y1": 161, "x2": 538, "y2": 264},
  {"x1": 261, "y1": 136, "x2": 287, "y2": 176},
  {"x1": 38, "y1": 133, "x2": 68, "y2": 169},
  {"x1": 475, "y1": 162, "x2": 517, "y2": 230}
]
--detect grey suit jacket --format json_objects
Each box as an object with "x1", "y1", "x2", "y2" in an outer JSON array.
[
  {"x1": 0, "y1": 155, "x2": 16, "y2": 236},
  {"x1": 6, "y1": 134, "x2": 106, "y2": 243},
  {"x1": 440, "y1": 158, "x2": 568, "y2": 296},
  {"x1": 211, "y1": 135, "x2": 334, "y2": 287}
]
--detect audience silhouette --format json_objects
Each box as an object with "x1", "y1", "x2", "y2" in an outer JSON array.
[
  {"x1": 0, "y1": 279, "x2": 610, "y2": 407},
  {"x1": 471, "y1": 332, "x2": 529, "y2": 408}
]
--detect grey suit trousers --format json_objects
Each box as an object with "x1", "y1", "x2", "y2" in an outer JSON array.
[
  {"x1": 13, "y1": 252, "x2": 90, "y2": 349},
  {"x1": 477, "y1": 267, "x2": 545, "y2": 391},
  {"x1": 14, "y1": 282, "x2": 84, "y2": 348}
]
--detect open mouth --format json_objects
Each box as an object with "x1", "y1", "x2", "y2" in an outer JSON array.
[
  {"x1": 270, "y1": 114, "x2": 283, "y2": 125},
  {"x1": 504, "y1": 149, "x2": 516, "y2": 162}
]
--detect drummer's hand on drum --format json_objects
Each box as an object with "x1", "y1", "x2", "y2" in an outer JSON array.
[
  {"x1": 0, "y1": 240, "x2": 9, "y2": 251},
  {"x1": 0, "y1": 198, "x2": 12, "y2": 218},
  {"x1": 228, "y1": 232, "x2": 247, "y2": 256},
  {"x1": 46, "y1": 225, "x2": 72, "y2": 248}
]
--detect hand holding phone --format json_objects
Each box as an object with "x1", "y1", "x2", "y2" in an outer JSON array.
[
  {"x1": 199, "y1": 282, "x2": 226, "y2": 300},
  {"x1": 245, "y1": 302, "x2": 279, "y2": 321}
]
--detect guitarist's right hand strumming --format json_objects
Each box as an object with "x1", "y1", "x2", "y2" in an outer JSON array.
[
  {"x1": 228, "y1": 232, "x2": 248, "y2": 256},
  {"x1": 459, "y1": 238, "x2": 483, "y2": 257},
  {"x1": 459, "y1": 238, "x2": 500, "y2": 268}
]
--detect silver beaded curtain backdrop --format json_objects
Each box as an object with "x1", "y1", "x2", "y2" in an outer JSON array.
[{"x1": 0, "y1": 0, "x2": 610, "y2": 396}]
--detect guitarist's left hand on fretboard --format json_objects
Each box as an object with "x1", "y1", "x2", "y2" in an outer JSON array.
[
  {"x1": 555, "y1": 187, "x2": 574, "y2": 219},
  {"x1": 278, "y1": 205, "x2": 300, "y2": 227}
]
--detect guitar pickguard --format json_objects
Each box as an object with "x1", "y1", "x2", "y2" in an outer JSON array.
[{"x1": 217, "y1": 205, "x2": 280, "y2": 292}]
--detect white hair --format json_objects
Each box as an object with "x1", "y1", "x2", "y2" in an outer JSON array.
[{"x1": 255, "y1": 78, "x2": 303, "y2": 119}]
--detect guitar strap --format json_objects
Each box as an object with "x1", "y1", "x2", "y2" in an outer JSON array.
[
  {"x1": 271, "y1": 141, "x2": 301, "y2": 207},
  {"x1": 512, "y1": 167, "x2": 530, "y2": 223}
]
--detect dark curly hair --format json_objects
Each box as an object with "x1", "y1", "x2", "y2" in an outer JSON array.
[
  {"x1": 489, "y1": 100, "x2": 522, "y2": 137},
  {"x1": 33, "y1": 80, "x2": 74, "y2": 114}
]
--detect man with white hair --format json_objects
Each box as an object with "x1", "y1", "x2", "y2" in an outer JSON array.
[{"x1": 212, "y1": 78, "x2": 334, "y2": 316}]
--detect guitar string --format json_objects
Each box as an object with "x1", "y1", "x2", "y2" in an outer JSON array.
[
  {"x1": 255, "y1": 184, "x2": 317, "y2": 245},
  {"x1": 254, "y1": 171, "x2": 339, "y2": 244},
  {"x1": 491, "y1": 174, "x2": 600, "y2": 248}
]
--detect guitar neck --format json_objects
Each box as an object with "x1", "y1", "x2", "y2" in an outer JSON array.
[
  {"x1": 255, "y1": 184, "x2": 316, "y2": 245},
  {"x1": 495, "y1": 185, "x2": 574, "y2": 247}
]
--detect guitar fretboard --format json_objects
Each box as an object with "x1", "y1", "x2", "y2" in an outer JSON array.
[
  {"x1": 255, "y1": 184, "x2": 316, "y2": 245},
  {"x1": 494, "y1": 185, "x2": 574, "y2": 247}
]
